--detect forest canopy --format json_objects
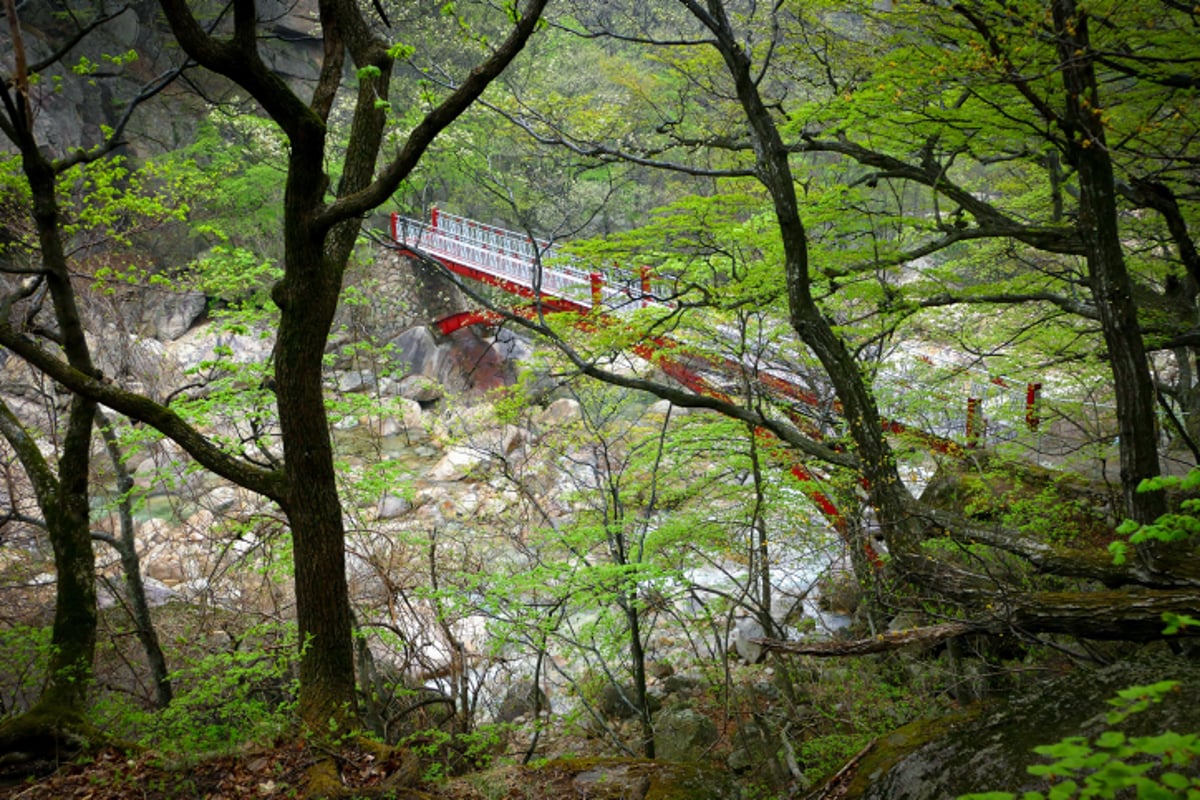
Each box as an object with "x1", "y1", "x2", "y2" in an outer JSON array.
[{"x1": 1, "y1": 0, "x2": 1198, "y2": 797}]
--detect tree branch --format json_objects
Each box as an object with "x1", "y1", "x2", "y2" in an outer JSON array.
[
  {"x1": 315, "y1": 0, "x2": 552, "y2": 229},
  {"x1": 754, "y1": 622, "x2": 978, "y2": 656},
  {"x1": 0, "y1": 326, "x2": 285, "y2": 501}
]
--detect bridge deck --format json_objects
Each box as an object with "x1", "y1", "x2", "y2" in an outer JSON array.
[{"x1": 389, "y1": 209, "x2": 1045, "y2": 449}]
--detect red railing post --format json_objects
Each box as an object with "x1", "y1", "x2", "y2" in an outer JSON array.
[
  {"x1": 640, "y1": 266, "x2": 652, "y2": 306},
  {"x1": 1025, "y1": 382, "x2": 1042, "y2": 431},
  {"x1": 430, "y1": 206, "x2": 440, "y2": 230},
  {"x1": 590, "y1": 272, "x2": 603, "y2": 308},
  {"x1": 390, "y1": 212, "x2": 398, "y2": 242},
  {"x1": 966, "y1": 397, "x2": 982, "y2": 448}
]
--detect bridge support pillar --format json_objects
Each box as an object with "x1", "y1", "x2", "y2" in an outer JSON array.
[
  {"x1": 966, "y1": 397, "x2": 982, "y2": 448},
  {"x1": 1025, "y1": 382, "x2": 1042, "y2": 431},
  {"x1": 590, "y1": 272, "x2": 603, "y2": 308}
]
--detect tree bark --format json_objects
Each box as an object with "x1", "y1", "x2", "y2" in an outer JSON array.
[
  {"x1": 95, "y1": 411, "x2": 173, "y2": 709},
  {"x1": 4, "y1": 120, "x2": 100, "y2": 726},
  {"x1": 1052, "y1": 0, "x2": 1166, "y2": 530},
  {"x1": 150, "y1": 0, "x2": 551, "y2": 731},
  {"x1": 686, "y1": 0, "x2": 923, "y2": 574}
]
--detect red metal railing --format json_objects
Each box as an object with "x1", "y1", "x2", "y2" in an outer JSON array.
[{"x1": 390, "y1": 209, "x2": 1043, "y2": 447}]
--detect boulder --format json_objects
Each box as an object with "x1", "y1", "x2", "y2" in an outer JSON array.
[
  {"x1": 563, "y1": 759, "x2": 738, "y2": 800},
  {"x1": 337, "y1": 370, "x2": 376, "y2": 393},
  {"x1": 732, "y1": 617, "x2": 766, "y2": 664},
  {"x1": 398, "y1": 374, "x2": 442, "y2": 403},
  {"x1": 598, "y1": 682, "x2": 661, "y2": 720},
  {"x1": 647, "y1": 399, "x2": 684, "y2": 417},
  {"x1": 201, "y1": 486, "x2": 238, "y2": 513},
  {"x1": 534, "y1": 398, "x2": 581, "y2": 431},
  {"x1": 496, "y1": 680, "x2": 550, "y2": 723},
  {"x1": 653, "y1": 707, "x2": 718, "y2": 763},
  {"x1": 378, "y1": 398, "x2": 425, "y2": 434},
  {"x1": 426, "y1": 446, "x2": 488, "y2": 482},
  {"x1": 727, "y1": 719, "x2": 797, "y2": 788},
  {"x1": 144, "y1": 290, "x2": 207, "y2": 341},
  {"x1": 851, "y1": 649, "x2": 1200, "y2": 799},
  {"x1": 392, "y1": 326, "x2": 440, "y2": 378},
  {"x1": 376, "y1": 494, "x2": 412, "y2": 520},
  {"x1": 660, "y1": 674, "x2": 701, "y2": 698}
]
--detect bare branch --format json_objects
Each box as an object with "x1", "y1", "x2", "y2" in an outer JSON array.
[
  {"x1": 0, "y1": 324, "x2": 286, "y2": 502},
  {"x1": 27, "y1": 6, "x2": 134, "y2": 74},
  {"x1": 754, "y1": 622, "x2": 978, "y2": 656},
  {"x1": 315, "y1": 0, "x2": 552, "y2": 230}
]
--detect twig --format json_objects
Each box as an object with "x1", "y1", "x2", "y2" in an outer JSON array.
[{"x1": 803, "y1": 737, "x2": 875, "y2": 800}]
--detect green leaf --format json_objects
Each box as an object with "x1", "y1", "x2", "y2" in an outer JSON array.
[
  {"x1": 1134, "y1": 781, "x2": 1179, "y2": 800},
  {"x1": 1163, "y1": 613, "x2": 1200, "y2": 635},
  {"x1": 387, "y1": 42, "x2": 415, "y2": 60},
  {"x1": 1160, "y1": 773, "x2": 1192, "y2": 790},
  {"x1": 1046, "y1": 780, "x2": 1077, "y2": 800}
]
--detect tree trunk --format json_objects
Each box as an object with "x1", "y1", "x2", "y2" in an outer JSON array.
[
  {"x1": 96, "y1": 411, "x2": 173, "y2": 709},
  {"x1": 273, "y1": 150, "x2": 359, "y2": 727},
  {"x1": 0, "y1": 0, "x2": 546, "y2": 744},
  {"x1": 621, "y1": 594, "x2": 654, "y2": 759},
  {"x1": 694, "y1": 0, "x2": 922, "y2": 570},
  {"x1": 0, "y1": 146, "x2": 98, "y2": 758},
  {"x1": 36, "y1": 397, "x2": 98, "y2": 717},
  {"x1": 21, "y1": 146, "x2": 99, "y2": 723},
  {"x1": 1052, "y1": 0, "x2": 1165, "y2": 530}
]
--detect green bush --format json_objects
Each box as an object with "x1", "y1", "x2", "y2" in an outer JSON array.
[
  {"x1": 0, "y1": 624, "x2": 53, "y2": 720},
  {"x1": 92, "y1": 622, "x2": 299, "y2": 758}
]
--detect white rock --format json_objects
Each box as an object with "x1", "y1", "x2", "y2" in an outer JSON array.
[
  {"x1": 376, "y1": 494, "x2": 413, "y2": 520},
  {"x1": 427, "y1": 445, "x2": 488, "y2": 481},
  {"x1": 647, "y1": 399, "x2": 677, "y2": 417},
  {"x1": 399, "y1": 397, "x2": 425, "y2": 430},
  {"x1": 501, "y1": 424, "x2": 527, "y2": 455},
  {"x1": 535, "y1": 398, "x2": 581, "y2": 430},
  {"x1": 145, "y1": 559, "x2": 185, "y2": 585},
  {"x1": 732, "y1": 617, "x2": 766, "y2": 664},
  {"x1": 137, "y1": 518, "x2": 173, "y2": 546},
  {"x1": 202, "y1": 486, "x2": 238, "y2": 513},
  {"x1": 399, "y1": 374, "x2": 442, "y2": 402}
]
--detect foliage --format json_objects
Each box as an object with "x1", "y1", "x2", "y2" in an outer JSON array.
[
  {"x1": 0, "y1": 625, "x2": 54, "y2": 720},
  {"x1": 402, "y1": 724, "x2": 508, "y2": 782},
  {"x1": 1111, "y1": 469, "x2": 1200, "y2": 566},
  {"x1": 91, "y1": 622, "x2": 299, "y2": 758},
  {"x1": 959, "y1": 681, "x2": 1200, "y2": 800},
  {"x1": 797, "y1": 664, "x2": 929, "y2": 786},
  {"x1": 0, "y1": 153, "x2": 192, "y2": 274},
  {"x1": 186, "y1": 232, "x2": 282, "y2": 311},
  {"x1": 169, "y1": 115, "x2": 289, "y2": 257}
]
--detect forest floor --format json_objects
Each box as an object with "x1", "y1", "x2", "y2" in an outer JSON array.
[
  {"x1": 0, "y1": 740, "x2": 593, "y2": 800},
  {"x1": 0, "y1": 740, "x2": 759, "y2": 800}
]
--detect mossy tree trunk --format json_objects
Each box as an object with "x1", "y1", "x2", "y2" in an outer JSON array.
[
  {"x1": 148, "y1": 0, "x2": 551, "y2": 731},
  {"x1": 0, "y1": 1, "x2": 99, "y2": 747},
  {"x1": 1050, "y1": 0, "x2": 1166, "y2": 529}
]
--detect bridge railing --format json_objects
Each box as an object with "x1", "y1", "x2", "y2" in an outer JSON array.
[
  {"x1": 392, "y1": 211, "x2": 599, "y2": 305},
  {"x1": 391, "y1": 209, "x2": 1048, "y2": 448},
  {"x1": 392, "y1": 210, "x2": 661, "y2": 311}
]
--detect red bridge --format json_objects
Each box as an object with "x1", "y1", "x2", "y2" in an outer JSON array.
[{"x1": 390, "y1": 208, "x2": 1045, "y2": 547}]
